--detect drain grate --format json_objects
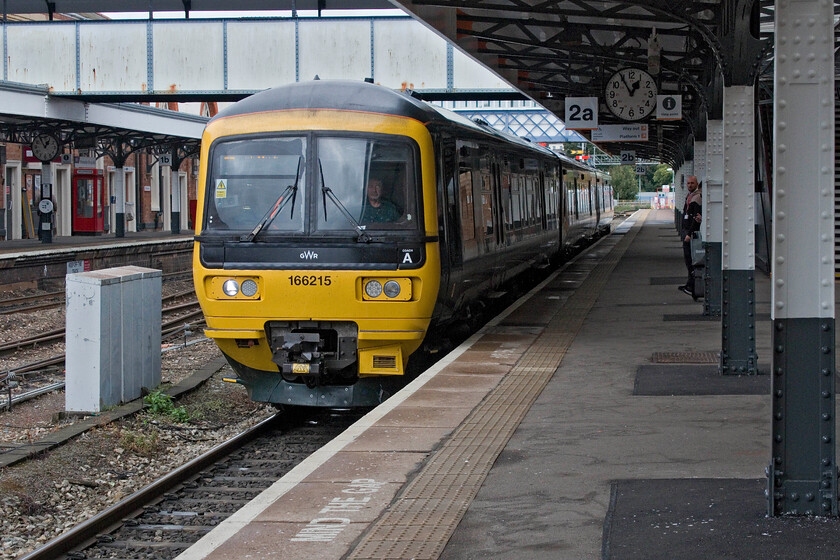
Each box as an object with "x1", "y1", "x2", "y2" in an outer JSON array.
[{"x1": 652, "y1": 351, "x2": 719, "y2": 364}]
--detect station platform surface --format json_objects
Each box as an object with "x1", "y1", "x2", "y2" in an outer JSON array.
[
  {"x1": 175, "y1": 209, "x2": 839, "y2": 560},
  {"x1": 0, "y1": 229, "x2": 194, "y2": 257},
  {"x1": 0, "y1": 229, "x2": 195, "y2": 289}
]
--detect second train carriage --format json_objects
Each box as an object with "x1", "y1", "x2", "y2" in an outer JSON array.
[{"x1": 192, "y1": 80, "x2": 611, "y2": 408}]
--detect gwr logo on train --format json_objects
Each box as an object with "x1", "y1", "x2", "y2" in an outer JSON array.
[{"x1": 300, "y1": 250, "x2": 319, "y2": 260}]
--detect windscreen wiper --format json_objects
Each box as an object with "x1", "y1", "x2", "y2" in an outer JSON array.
[
  {"x1": 319, "y1": 159, "x2": 371, "y2": 242},
  {"x1": 240, "y1": 157, "x2": 302, "y2": 242}
]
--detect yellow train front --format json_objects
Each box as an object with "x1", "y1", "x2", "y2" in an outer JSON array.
[
  {"x1": 194, "y1": 79, "x2": 611, "y2": 408},
  {"x1": 193, "y1": 80, "x2": 441, "y2": 407}
]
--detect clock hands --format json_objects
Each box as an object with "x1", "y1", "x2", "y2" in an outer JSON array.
[
  {"x1": 620, "y1": 73, "x2": 633, "y2": 94},
  {"x1": 619, "y1": 73, "x2": 641, "y2": 96}
]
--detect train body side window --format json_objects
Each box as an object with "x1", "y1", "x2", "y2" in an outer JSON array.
[
  {"x1": 501, "y1": 171, "x2": 513, "y2": 233},
  {"x1": 459, "y1": 168, "x2": 477, "y2": 259}
]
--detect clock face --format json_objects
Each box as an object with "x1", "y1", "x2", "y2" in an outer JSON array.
[
  {"x1": 31, "y1": 133, "x2": 60, "y2": 162},
  {"x1": 604, "y1": 68, "x2": 658, "y2": 121}
]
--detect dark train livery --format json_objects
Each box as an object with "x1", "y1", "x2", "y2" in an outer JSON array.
[{"x1": 193, "y1": 80, "x2": 612, "y2": 408}]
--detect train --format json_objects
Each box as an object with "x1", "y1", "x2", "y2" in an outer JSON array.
[{"x1": 192, "y1": 80, "x2": 612, "y2": 408}]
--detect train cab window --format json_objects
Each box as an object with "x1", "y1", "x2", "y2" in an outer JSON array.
[
  {"x1": 316, "y1": 137, "x2": 418, "y2": 231},
  {"x1": 204, "y1": 136, "x2": 306, "y2": 233}
]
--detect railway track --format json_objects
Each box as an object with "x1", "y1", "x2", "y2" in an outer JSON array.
[
  {"x1": 0, "y1": 290, "x2": 65, "y2": 315},
  {"x1": 0, "y1": 288, "x2": 201, "y2": 354},
  {"x1": 19, "y1": 409, "x2": 360, "y2": 560},
  {"x1": 0, "y1": 288, "x2": 206, "y2": 410},
  {"x1": 0, "y1": 270, "x2": 193, "y2": 316}
]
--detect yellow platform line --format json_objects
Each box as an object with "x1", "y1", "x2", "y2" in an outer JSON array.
[{"x1": 347, "y1": 212, "x2": 649, "y2": 560}]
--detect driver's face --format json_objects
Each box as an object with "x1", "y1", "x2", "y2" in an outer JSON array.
[{"x1": 368, "y1": 180, "x2": 382, "y2": 200}]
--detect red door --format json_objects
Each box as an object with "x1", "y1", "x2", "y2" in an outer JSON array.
[{"x1": 72, "y1": 170, "x2": 105, "y2": 234}]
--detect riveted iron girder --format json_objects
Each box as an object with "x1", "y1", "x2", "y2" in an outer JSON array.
[
  {"x1": 402, "y1": 0, "x2": 747, "y2": 162},
  {"x1": 717, "y1": 0, "x2": 766, "y2": 86}
]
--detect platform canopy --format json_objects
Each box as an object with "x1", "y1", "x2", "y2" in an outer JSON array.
[
  {"x1": 6, "y1": 0, "x2": 839, "y2": 166},
  {"x1": 387, "y1": 0, "x2": 799, "y2": 166},
  {"x1": 0, "y1": 0, "x2": 394, "y2": 15}
]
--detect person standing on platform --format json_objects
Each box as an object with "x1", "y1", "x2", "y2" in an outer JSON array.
[{"x1": 678, "y1": 175, "x2": 702, "y2": 296}]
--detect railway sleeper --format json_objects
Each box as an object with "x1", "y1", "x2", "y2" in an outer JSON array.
[
  {"x1": 167, "y1": 497, "x2": 252, "y2": 507},
  {"x1": 96, "y1": 539, "x2": 192, "y2": 549},
  {"x1": 131, "y1": 524, "x2": 216, "y2": 532}
]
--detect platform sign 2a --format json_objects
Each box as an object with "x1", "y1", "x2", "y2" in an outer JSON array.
[{"x1": 565, "y1": 97, "x2": 598, "y2": 130}]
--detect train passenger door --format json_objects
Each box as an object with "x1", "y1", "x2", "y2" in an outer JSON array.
[
  {"x1": 437, "y1": 137, "x2": 458, "y2": 307},
  {"x1": 594, "y1": 176, "x2": 601, "y2": 224},
  {"x1": 539, "y1": 169, "x2": 547, "y2": 230},
  {"x1": 491, "y1": 159, "x2": 504, "y2": 247}
]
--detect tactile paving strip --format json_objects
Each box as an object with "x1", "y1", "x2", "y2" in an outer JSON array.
[
  {"x1": 652, "y1": 351, "x2": 719, "y2": 364},
  {"x1": 347, "y1": 212, "x2": 647, "y2": 560}
]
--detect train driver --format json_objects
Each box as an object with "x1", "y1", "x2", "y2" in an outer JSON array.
[{"x1": 361, "y1": 177, "x2": 400, "y2": 223}]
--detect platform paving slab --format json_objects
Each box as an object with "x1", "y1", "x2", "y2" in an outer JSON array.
[
  {"x1": 438, "y1": 210, "x2": 813, "y2": 560},
  {"x1": 633, "y1": 364, "x2": 770, "y2": 395},
  {"x1": 603, "y1": 478, "x2": 840, "y2": 560}
]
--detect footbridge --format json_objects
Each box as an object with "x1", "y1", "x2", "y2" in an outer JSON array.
[{"x1": 3, "y1": 15, "x2": 515, "y2": 101}]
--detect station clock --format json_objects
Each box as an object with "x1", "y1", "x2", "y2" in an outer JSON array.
[
  {"x1": 604, "y1": 68, "x2": 658, "y2": 121},
  {"x1": 31, "y1": 133, "x2": 60, "y2": 162}
]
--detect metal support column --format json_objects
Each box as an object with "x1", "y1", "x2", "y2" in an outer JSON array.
[
  {"x1": 720, "y1": 86, "x2": 757, "y2": 374},
  {"x1": 705, "y1": 120, "x2": 724, "y2": 317},
  {"x1": 694, "y1": 141, "x2": 707, "y2": 189},
  {"x1": 674, "y1": 165, "x2": 683, "y2": 229},
  {"x1": 768, "y1": 0, "x2": 837, "y2": 516},
  {"x1": 170, "y1": 167, "x2": 181, "y2": 235},
  {"x1": 695, "y1": 141, "x2": 708, "y2": 304},
  {"x1": 114, "y1": 166, "x2": 125, "y2": 238}
]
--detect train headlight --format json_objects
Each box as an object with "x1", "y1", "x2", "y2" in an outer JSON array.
[
  {"x1": 222, "y1": 279, "x2": 240, "y2": 297},
  {"x1": 240, "y1": 279, "x2": 258, "y2": 297},
  {"x1": 361, "y1": 277, "x2": 412, "y2": 301},
  {"x1": 383, "y1": 280, "x2": 401, "y2": 298},
  {"x1": 364, "y1": 280, "x2": 383, "y2": 298}
]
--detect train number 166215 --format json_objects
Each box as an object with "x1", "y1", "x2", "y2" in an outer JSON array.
[{"x1": 288, "y1": 275, "x2": 332, "y2": 286}]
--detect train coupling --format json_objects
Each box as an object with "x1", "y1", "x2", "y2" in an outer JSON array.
[
  {"x1": 271, "y1": 332, "x2": 323, "y2": 375},
  {"x1": 267, "y1": 321, "x2": 359, "y2": 381}
]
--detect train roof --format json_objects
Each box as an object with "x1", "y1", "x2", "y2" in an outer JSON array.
[
  {"x1": 210, "y1": 80, "x2": 558, "y2": 158},
  {"x1": 210, "y1": 80, "x2": 442, "y2": 124}
]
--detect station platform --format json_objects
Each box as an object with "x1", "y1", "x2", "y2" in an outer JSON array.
[
  {"x1": 0, "y1": 230, "x2": 194, "y2": 289},
  {"x1": 173, "y1": 208, "x2": 838, "y2": 560}
]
